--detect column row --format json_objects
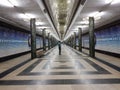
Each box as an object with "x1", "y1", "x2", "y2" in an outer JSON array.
[
  {"x1": 65, "y1": 17, "x2": 95, "y2": 58},
  {"x1": 30, "y1": 18, "x2": 57, "y2": 59}
]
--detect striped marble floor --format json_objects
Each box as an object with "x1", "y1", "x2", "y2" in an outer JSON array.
[{"x1": 0, "y1": 45, "x2": 120, "y2": 90}]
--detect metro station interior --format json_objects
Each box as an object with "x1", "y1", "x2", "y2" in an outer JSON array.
[{"x1": 0, "y1": 0, "x2": 120, "y2": 90}]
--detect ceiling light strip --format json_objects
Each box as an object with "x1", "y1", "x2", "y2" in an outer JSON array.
[{"x1": 65, "y1": 0, "x2": 86, "y2": 39}]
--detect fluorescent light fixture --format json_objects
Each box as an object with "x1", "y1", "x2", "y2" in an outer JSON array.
[
  {"x1": 87, "y1": 11, "x2": 104, "y2": 20},
  {"x1": 72, "y1": 30, "x2": 79, "y2": 33},
  {"x1": 0, "y1": 0, "x2": 14, "y2": 7},
  {"x1": 105, "y1": 0, "x2": 113, "y2": 4},
  {"x1": 19, "y1": 13, "x2": 36, "y2": 20},
  {"x1": 8, "y1": 0, "x2": 19, "y2": 6},
  {"x1": 89, "y1": 11, "x2": 104, "y2": 17},
  {"x1": 83, "y1": 16, "x2": 101, "y2": 21},
  {"x1": 36, "y1": 22, "x2": 45, "y2": 25},
  {"x1": 89, "y1": 12, "x2": 100, "y2": 17},
  {"x1": 78, "y1": 25, "x2": 88, "y2": 28},
  {"x1": 83, "y1": 17, "x2": 89, "y2": 21},
  {"x1": 23, "y1": 19, "x2": 29, "y2": 22},
  {"x1": 71, "y1": 25, "x2": 87, "y2": 31},
  {"x1": 105, "y1": 0, "x2": 120, "y2": 4},
  {"x1": 77, "y1": 21, "x2": 89, "y2": 25},
  {"x1": 95, "y1": 16, "x2": 101, "y2": 20},
  {"x1": 112, "y1": 0, "x2": 120, "y2": 4},
  {"x1": 98, "y1": 12, "x2": 104, "y2": 16},
  {"x1": 19, "y1": 14, "x2": 29, "y2": 19},
  {"x1": 25, "y1": 13, "x2": 35, "y2": 18},
  {"x1": 37, "y1": 26, "x2": 51, "y2": 29}
]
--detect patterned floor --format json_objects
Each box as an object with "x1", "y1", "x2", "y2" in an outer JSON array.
[{"x1": 0, "y1": 45, "x2": 120, "y2": 90}]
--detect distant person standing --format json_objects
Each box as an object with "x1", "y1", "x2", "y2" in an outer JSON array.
[{"x1": 58, "y1": 41, "x2": 61, "y2": 55}]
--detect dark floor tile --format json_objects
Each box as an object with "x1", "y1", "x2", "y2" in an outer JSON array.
[
  {"x1": 0, "y1": 59, "x2": 31, "y2": 78},
  {"x1": 0, "y1": 79, "x2": 120, "y2": 85}
]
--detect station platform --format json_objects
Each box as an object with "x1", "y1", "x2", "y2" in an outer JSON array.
[{"x1": 0, "y1": 45, "x2": 120, "y2": 90}]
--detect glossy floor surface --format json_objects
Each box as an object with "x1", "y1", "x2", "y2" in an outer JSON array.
[{"x1": 0, "y1": 45, "x2": 120, "y2": 90}]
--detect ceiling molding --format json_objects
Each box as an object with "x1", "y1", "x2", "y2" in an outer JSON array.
[
  {"x1": 41, "y1": 0, "x2": 60, "y2": 39},
  {"x1": 64, "y1": 0, "x2": 87, "y2": 39}
]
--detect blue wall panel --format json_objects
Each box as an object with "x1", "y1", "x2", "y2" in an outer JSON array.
[
  {"x1": 82, "y1": 25, "x2": 120, "y2": 54},
  {"x1": 0, "y1": 26, "x2": 42, "y2": 58}
]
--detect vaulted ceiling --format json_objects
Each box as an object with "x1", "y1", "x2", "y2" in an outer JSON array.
[
  {"x1": 43, "y1": 0, "x2": 81, "y2": 39},
  {"x1": 0, "y1": 0, "x2": 120, "y2": 40}
]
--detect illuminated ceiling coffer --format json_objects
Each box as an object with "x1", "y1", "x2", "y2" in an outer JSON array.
[{"x1": 42, "y1": 0, "x2": 86, "y2": 39}]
